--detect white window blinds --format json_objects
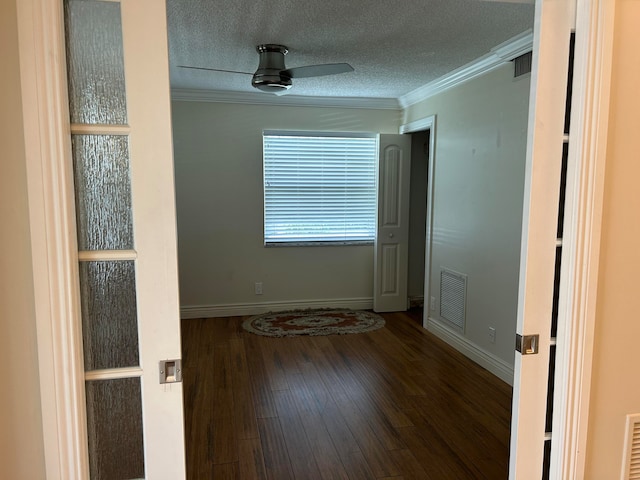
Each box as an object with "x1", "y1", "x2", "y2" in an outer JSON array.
[{"x1": 263, "y1": 131, "x2": 378, "y2": 245}]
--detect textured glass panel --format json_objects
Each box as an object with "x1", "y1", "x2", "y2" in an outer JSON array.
[
  {"x1": 542, "y1": 438, "x2": 552, "y2": 480},
  {"x1": 545, "y1": 345, "x2": 557, "y2": 433},
  {"x1": 64, "y1": 0, "x2": 127, "y2": 124},
  {"x1": 557, "y1": 142, "x2": 569, "y2": 239},
  {"x1": 72, "y1": 135, "x2": 133, "y2": 250},
  {"x1": 551, "y1": 246, "x2": 562, "y2": 337},
  {"x1": 86, "y1": 378, "x2": 144, "y2": 479},
  {"x1": 80, "y1": 261, "x2": 139, "y2": 370}
]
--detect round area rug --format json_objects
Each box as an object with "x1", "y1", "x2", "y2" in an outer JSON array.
[{"x1": 242, "y1": 309, "x2": 385, "y2": 337}]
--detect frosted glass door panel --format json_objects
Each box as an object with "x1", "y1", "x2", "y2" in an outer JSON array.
[
  {"x1": 64, "y1": 0, "x2": 127, "y2": 125},
  {"x1": 79, "y1": 261, "x2": 139, "y2": 371},
  {"x1": 85, "y1": 378, "x2": 144, "y2": 480},
  {"x1": 72, "y1": 135, "x2": 134, "y2": 251},
  {"x1": 63, "y1": 0, "x2": 186, "y2": 475}
]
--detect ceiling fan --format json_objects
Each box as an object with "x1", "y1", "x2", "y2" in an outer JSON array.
[{"x1": 178, "y1": 44, "x2": 354, "y2": 94}]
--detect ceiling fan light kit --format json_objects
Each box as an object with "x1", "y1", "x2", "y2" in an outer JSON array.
[{"x1": 251, "y1": 44, "x2": 293, "y2": 94}]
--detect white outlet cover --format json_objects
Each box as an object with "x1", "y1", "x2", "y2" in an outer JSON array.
[{"x1": 488, "y1": 327, "x2": 496, "y2": 343}]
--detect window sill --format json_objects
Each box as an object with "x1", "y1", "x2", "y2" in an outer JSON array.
[{"x1": 264, "y1": 240, "x2": 374, "y2": 248}]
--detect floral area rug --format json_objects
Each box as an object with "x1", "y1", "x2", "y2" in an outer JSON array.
[{"x1": 242, "y1": 309, "x2": 385, "y2": 337}]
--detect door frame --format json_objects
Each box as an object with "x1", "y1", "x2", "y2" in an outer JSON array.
[
  {"x1": 18, "y1": 0, "x2": 88, "y2": 477},
  {"x1": 399, "y1": 115, "x2": 436, "y2": 328},
  {"x1": 18, "y1": 0, "x2": 614, "y2": 477},
  {"x1": 549, "y1": 0, "x2": 615, "y2": 476}
]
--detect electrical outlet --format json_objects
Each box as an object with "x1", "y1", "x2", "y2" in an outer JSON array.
[
  {"x1": 488, "y1": 327, "x2": 496, "y2": 344},
  {"x1": 430, "y1": 296, "x2": 436, "y2": 311},
  {"x1": 254, "y1": 282, "x2": 263, "y2": 295}
]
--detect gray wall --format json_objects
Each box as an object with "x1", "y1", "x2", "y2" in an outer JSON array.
[
  {"x1": 172, "y1": 101, "x2": 401, "y2": 310},
  {"x1": 404, "y1": 63, "x2": 531, "y2": 368}
]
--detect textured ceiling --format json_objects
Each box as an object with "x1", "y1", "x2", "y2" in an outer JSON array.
[{"x1": 167, "y1": 0, "x2": 534, "y2": 100}]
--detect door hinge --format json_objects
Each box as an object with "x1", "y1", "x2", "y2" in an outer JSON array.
[
  {"x1": 159, "y1": 359, "x2": 182, "y2": 384},
  {"x1": 515, "y1": 334, "x2": 539, "y2": 355}
]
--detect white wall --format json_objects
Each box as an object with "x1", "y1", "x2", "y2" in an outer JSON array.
[
  {"x1": 0, "y1": 0, "x2": 47, "y2": 477},
  {"x1": 585, "y1": 1, "x2": 640, "y2": 476},
  {"x1": 172, "y1": 101, "x2": 401, "y2": 312},
  {"x1": 404, "y1": 63, "x2": 531, "y2": 371}
]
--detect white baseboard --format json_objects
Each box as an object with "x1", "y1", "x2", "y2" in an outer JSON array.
[
  {"x1": 180, "y1": 297, "x2": 374, "y2": 319},
  {"x1": 181, "y1": 302, "x2": 513, "y2": 385},
  {"x1": 426, "y1": 316, "x2": 514, "y2": 386}
]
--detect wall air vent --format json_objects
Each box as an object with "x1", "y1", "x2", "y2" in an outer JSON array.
[
  {"x1": 514, "y1": 51, "x2": 533, "y2": 77},
  {"x1": 622, "y1": 413, "x2": 640, "y2": 480},
  {"x1": 439, "y1": 268, "x2": 467, "y2": 331}
]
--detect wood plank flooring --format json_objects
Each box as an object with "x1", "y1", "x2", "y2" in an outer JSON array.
[{"x1": 181, "y1": 310, "x2": 512, "y2": 479}]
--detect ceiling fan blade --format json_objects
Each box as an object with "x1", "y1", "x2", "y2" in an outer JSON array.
[
  {"x1": 283, "y1": 63, "x2": 354, "y2": 79},
  {"x1": 178, "y1": 65, "x2": 253, "y2": 75}
]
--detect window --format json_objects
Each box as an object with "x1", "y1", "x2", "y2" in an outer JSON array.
[{"x1": 263, "y1": 131, "x2": 378, "y2": 245}]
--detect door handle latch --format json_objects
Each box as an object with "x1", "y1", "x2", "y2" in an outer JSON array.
[
  {"x1": 159, "y1": 359, "x2": 182, "y2": 384},
  {"x1": 515, "y1": 334, "x2": 539, "y2": 355}
]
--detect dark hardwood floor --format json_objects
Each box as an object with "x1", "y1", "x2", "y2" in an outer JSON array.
[{"x1": 181, "y1": 310, "x2": 513, "y2": 479}]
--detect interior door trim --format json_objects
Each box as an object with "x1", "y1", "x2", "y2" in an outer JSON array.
[
  {"x1": 398, "y1": 114, "x2": 436, "y2": 328},
  {"x1": 550, "y1": 0, "x2": 616, "y2": 476},
  {"x1": 18, "y1": 0, "x2": 89, "y2": 477}
]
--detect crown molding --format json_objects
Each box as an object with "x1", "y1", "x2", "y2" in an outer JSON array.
[
  {"x1": 171, "y1": 88, "x2": 401, "y2": 110},
  {"x1": 491, "y1": 28, "x2": 534, "y2": 61},
  {"x1": 398, "y1": 29, "x2": 533, "y2": 109},
  {"x1": 172, "y1": 30, "x2": 532, "y2": 113}
]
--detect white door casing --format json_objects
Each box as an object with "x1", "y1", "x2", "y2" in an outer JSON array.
[
  {"x1": 399, "y1": 116, "x2": 437, "y2": 326},
  {"x1": 374, "y1": 134, "x2": 412, "y2": 312},
  {"x1": 549, "y1": 0, "x2": 615, "y2": 476}
]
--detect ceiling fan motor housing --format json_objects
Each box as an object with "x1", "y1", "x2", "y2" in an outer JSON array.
[{"x1": 251, "y1": 44, "x2": 292, "y2": 93}]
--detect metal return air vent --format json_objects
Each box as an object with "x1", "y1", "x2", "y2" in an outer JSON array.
[
  {"x1": 622, "y1": 413, "x2": 640, "y2": 480},
  {"x1": 440, "y1": 268, "x2": 467, "y2": 331},
  {"x1": 514, "y1": 51, "x2": 533, "y2": 77}
]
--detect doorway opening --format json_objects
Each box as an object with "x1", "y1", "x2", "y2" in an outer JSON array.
[{"x1": 407, "y1": 129, "x2": 430, "y2": 313}]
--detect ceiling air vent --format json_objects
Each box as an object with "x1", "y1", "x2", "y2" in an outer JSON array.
[
  {"x1": 514, "y1": 51, "x2": 532, "y2": 77},
  {"x1": 440, "y1": 268, "x2": 467, "y2": 331},
  {"x1": 622, "y1": 413, "x2": 640, "y2": 480}
]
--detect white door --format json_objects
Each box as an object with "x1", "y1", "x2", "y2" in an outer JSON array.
[
  {"x1": 373, "y1": 134, "x2": 412, "y2": 312},
  {"x1": 509, "y1": 0, "x2": 575, "y2": 477},
  {"x1": 65, "y1": 0, "x2": 185, "y2": 478}
]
